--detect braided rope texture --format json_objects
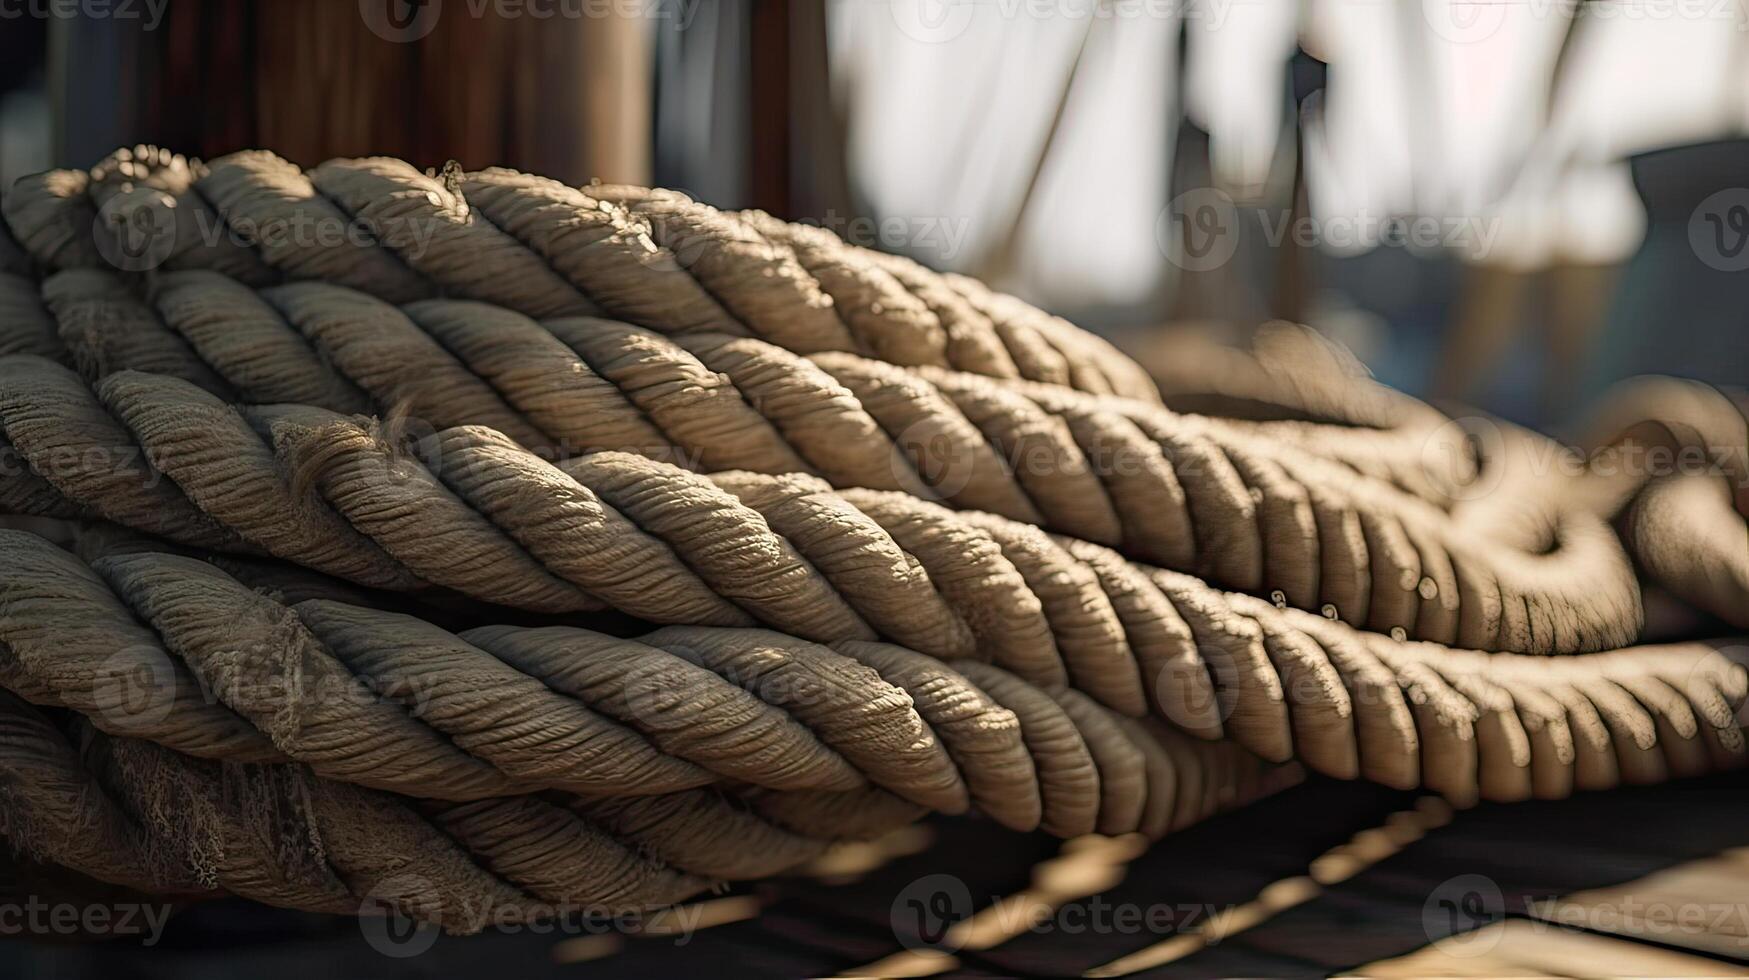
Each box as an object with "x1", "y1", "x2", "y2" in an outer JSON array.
[{"x1": 0, "y1": 146, "x2": 1746, "y2": 928}]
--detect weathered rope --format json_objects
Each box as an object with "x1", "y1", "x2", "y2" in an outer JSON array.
[
  {"x1": 1147, "y1": 322, "x2": 1478, "y2": 502},
  {"x1": 1574, "y1": 376, "x2": 1749, "y2": 629},
  {"x1": 1151, "y1": 328, "x2": 1749, "y2": 631},
  {"x1": 3, "y1": 145, "x2": 1157, "y2": 402},
  {"x1": 0, "y1": 530, "x2": 1293, "y2": 926},
  {"x1": 4, "y1": 401, "x2": 1743, "y2": 810},
  {"x1": 0, "y1": 529, "x2": 1285, "y2": 839},
  {"x1": 2, "y1": 147, "x2": 1746, "y2": 930},
  {"x1": 67, "y1": 530, "x2": 1742, "y2": 810},
  {"x1": 0, "y1": 357, "x2": 1656, "y2": 760},
  {"x1": 0, "y1": 270, "x2": 1647, "y2": 655},
  {"x1": 0, "y1": 687, "x2": 1290, "y2": 931}
]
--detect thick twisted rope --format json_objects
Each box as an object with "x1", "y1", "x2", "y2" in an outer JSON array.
[
  {"x1": 1150, "y1": 328, "x2": 1749, "y2": 631},
  {"x1": 1, "y1": 367, "x2": 1741, "y2": 804},
  {"x1": 0, "y1": 689, "x2": 1291, "y2": 931},
  {"x1": 3, "y1": 146, "x2": 1744, "y2": 939},
  {"x1": 1147, "y1": 323, "x2": 1478, "y2": 502},
  {"x1": 1571, "y1": 376, "x2": 1749, "y2": 628},
  {"x1": 9, "y1": 150, "x2": 1741, "y2": 643},
  {"x1": 0, "y1": 358, "x2": 1643, "y2": 747},
  {"x1": 0, "y1": 530, "x2": 1295, "y2": 926},
  {"x1": 3, "y1": 145, "x2": 1157, "y2": 402},
  {"x1": 0, "y1": 270, "x2": 1647, "y2": 655},
  {"x1": 0, "y1": 529, "x2": 1288, "y2": 841},
  {"x1": 0, "y1": 688, "x2": 943, "y2": 925}
]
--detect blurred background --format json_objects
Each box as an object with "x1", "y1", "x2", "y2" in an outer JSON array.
[{"x1": 3, "y1": 0, "x2": 1748, "y2": 430}]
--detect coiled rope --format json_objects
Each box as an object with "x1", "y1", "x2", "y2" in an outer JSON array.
[
  {"x1": 1150, "y1": 326, "x2": 1749, "y2": 631},
  {"x1": 3, "y1": 145, "x2": 1156, "y2": 401},
  {"x1": 1, "y1": 147, "x2": 1746, "y2": 930},
  {"x1": 0, "y1": 268, "x2": 1648, "y2": 655},
  {"x1": 0, "y1": 529, "x2": 1287, "y2": 926}
]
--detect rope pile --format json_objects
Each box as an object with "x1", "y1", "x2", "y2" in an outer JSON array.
[{"x1": 0, "y1": 145, "x2": 1744, "y2": 932}]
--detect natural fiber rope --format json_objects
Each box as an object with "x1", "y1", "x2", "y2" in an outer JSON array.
[
  {"x1": 1574, "y1": 376, "x2": 1749, "y2": 628},
  {"x1": 0, "y1": 268, "x2": 1649, "y2": 655},
  {"x1": 0, "y1": 532, "x2": 1290, "y2": 927},
  {"x1": 0, "y1": 525, "x2": 1741, "y2": 925},
  {"x1": 1147, "y1": 322, "x2": 1478, "y2": 502},
  {"x1": 1150, "y1": 326, "x2": 1749, "y2": 631},
  {"x1": 0, "y1": 688, "x2": 1292, "y2": 931},
  {"x1": 3, "y1": 457, "x2": 1744, "y2": 812},
  {"x1": 3, "y1": 145, "x2": 1157, "y2": 402},
  {"x1": 2, "y1": 146, "x2": 1747, "y2": 931},
  {"x1": 0, "y1": 357, "x2": 1657, "y2": 761}
]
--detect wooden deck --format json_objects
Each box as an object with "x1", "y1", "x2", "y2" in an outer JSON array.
[{"x1": 4, "y1": 773, "x2": 1747, "y2": 977}]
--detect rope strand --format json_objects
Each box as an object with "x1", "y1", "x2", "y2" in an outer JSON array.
[{"x1": 0, "y1": 271, "x2": 1655, "y2": 653}]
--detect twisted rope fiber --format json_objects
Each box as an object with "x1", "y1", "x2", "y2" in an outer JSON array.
[
  {"x1": 0, "y1": 357, "x2": 1642, "y2": 764},
  {"x1": 2, "y1": 146, "x2": 1744, "y2": 943},
  {"x1": 3, "y1": 224, "x2": 1735, "y2": 798},
  {"x1": 0, "y1": 531, "x2": 1291, "y2": 926},
  {"x1": 0, "y1": 268, "x2": 1648, "y2": 656},
  {"x1": 2, "y1": 363, "x2": 1744, "y2": 808},
  {"x1": 1148, "y1": 327, "x2": 1749, "y2": 631},
  {"x1": 0, "y1": 694, "x2": 1281, "y2": 932},
  {"x1": 1573, "y1": 376, "x2": 1749, "y2": 628},
  {"x1": 0, "y1": 528, "x2": 1287, "y2": 833},
  {"x1": 10, "y1": 148, "x2": 1739, "y2": 629},
  {"x1": 3, "y1": 146, "x2": 1158, "y2": 403},
  {"x1": 0, "y1": 150, "x2": 1744, "y2": 935},
  {"x1": 1146, "y1": 323, "x2": 1482, "y2": 500}
]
